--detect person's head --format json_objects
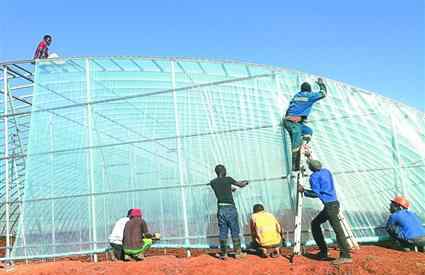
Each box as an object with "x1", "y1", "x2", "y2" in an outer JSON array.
[
  {"x1": 253, "y1": 204, "x2": 264, "y2": 213},
  {"x1": 300, "y1": 82, "x2": 312, "y2": 92},
  {"x1": 127, "y1": 209, "x2": 133, "y2": 217},
  {"x1": 43, "y1": 35, "x2": 52, "y2": 46},
  {"x1": 130, "y1": 208, "x2": 142, "y2": 218},
  {"x1": 215, "y1": 164, "x2": 226, "y2": 178},
  {"x1": 390, "y1": 196, "x2": 409, "y2": 213},
  {"x1": 308, "y1": 159, "x2": 322, "y2": 172}
]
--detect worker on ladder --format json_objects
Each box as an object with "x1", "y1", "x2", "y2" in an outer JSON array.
[
  {"x1": 297, "y1": 151, "x2": 352, "y2": 265},
  {"x1": 282, "y1": 78, "x2": 326, "y2": 170}
]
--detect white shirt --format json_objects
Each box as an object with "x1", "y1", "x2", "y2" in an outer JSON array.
[{"x1": 108, "y1": 217, "x2": 129, "y2": 245}]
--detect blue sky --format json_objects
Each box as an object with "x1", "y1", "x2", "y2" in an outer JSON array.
[{"x1": 1, "y1": 0, "x2": 424, "y2": 110}]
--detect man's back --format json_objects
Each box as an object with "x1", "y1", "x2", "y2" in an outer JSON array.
[
  {"x1": 109, "y1": 217, "x2": 129, "y2": 244},
  {"x1": 210, "y1": 177, "x2": 236, "y2": 205},
  {"x1": 34, "y1": 40, "x2": 49, "y2": 59},
  {"x1": 123, "y1": 217, "x2": 148, "y2": 249},
  {"x1": 387, "y1": 210, "x2": 425, "y2": 240},
  {"x1": 309, "y1": 168, "x2": 338, "y2": 203},
  {"x1": 251, "y1": 211, "x2": 282, "y2": 247},
  {"x1": 286, "y1": 91, "x2": 326, "y2": 117}
]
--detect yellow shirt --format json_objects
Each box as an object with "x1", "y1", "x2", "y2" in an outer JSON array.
[{"x1": 250, "y1": 211, "x2": 282, "y2": 247}]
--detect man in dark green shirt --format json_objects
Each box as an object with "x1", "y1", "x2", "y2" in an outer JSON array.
[{"x1": 210, "y1": 164, "x2": 248, "y2": 260}]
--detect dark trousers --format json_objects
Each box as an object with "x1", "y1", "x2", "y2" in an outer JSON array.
[
  {"x1": 283, "y1": 119, "x2": 312, "y2": 170},
  {"x1": 311, "y1": 201, "x2": 351, "y2": 258},
  {"x1": 282, "y1": 119, "x2": 312, "y2": 152},
  {"x1": 217, "y1": 205, "x2": 240, "y2": 241},
  {"x1": 389, "y1": 235, "x2": 425, "y2": 252},
  {"x1": 110, "y1": 243, "x2": 124, "y2": 260},
  {"x1": 250, "y1": 240, "x2": 281, "y2": 255},
  {"x1": 217, "y1": 205, "x2": 241, "y2": 254}
]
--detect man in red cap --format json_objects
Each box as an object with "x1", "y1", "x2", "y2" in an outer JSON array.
[
  {"x1": 122, "y1": 208, "x2": 158, "y2": 260},
  {"x1": 386, "y1": 196, "x2": 425, "y2": 252}
]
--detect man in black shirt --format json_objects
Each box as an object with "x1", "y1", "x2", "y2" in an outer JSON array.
[{"x1": 210, "y1": 164, "x2": 248, "y2": 260}]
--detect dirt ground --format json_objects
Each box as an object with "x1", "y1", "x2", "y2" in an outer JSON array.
[{"x1": 1, "y1": 245, "x2": 425, "y2": 275}]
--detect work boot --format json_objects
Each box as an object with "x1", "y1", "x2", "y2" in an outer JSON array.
[
  {"x1": 216, "y1": 240, "x2": 228, "y2": 260},
  {"x1": 313, "y1": 250, "x2": 329, "y2": 260},
  {"x1": 270, "y1": 248, "x2": 280, "y2": 258},
  {"x1": 393, "y1": 240, "x2": 412, "y2": 252},
  {"x1": 258, "y1": 247, "x2": 268, "y2": 258},
  {"x1": 131, "y1": 254, "x2": 144, "y2": 261},
  {"x1": 332, "y1": 257, "x2": 353, "y2": 265},
  {"x1": 233, "y1": 238, "x2": 247, "y2": 259},
  {"x1": 234, "y1": 251, "x2": 247, "y2": 259}
]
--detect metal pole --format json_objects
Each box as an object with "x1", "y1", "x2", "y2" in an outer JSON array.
[
  {"x1": 48, "y1": 114, "x2": 56, "y2": 256},
  {"x1": 128, "y1": 130, "x2": 136, "y2": 207},
  {"x1": 171, "y1": 61, "x2": 190, "y2": 247},
  {"x1": 275, "y1": 73, "x2": 295, "y2": 207},
  {"x1": 7, "y1": 82, "x2": 29, "y2": 262},
  {"x1": 11, "y1": 136, "x2": 28, "y2": 262},
  {"x1": 3, "y1": 65, "x2": 12, "y2": 261},
  {"x1": 102, "y1": 165, "x2": 107, "y2": 245},
  {"x1": 390, "y1": 112, "x2": 405, "y2": 196},
  {"x1": 85, "y1": 58, "x2": 98, "y2": 262}
]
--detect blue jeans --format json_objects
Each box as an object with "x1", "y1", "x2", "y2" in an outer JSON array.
[
  {"x1": 283, "y1": 119, "x2": 312, "y2": 152},
  {"x1": 217, "y1": 205, "x2": 240, "y2": 241}
]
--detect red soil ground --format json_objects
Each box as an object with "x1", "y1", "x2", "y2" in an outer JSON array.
[{"x1": 1, "y1": 245, "x2": 424, "y2": 275}]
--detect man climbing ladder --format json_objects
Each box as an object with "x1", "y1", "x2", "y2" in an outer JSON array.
[
  {"x1": 282, "y1": 77, "x2": 327, "y2": 259},
  {"x1": 296, "y1": 148, "x2": 355, "y2": 265},
  {"x1": 282, "y1": 78, "x2": 326, "y2": 170}
]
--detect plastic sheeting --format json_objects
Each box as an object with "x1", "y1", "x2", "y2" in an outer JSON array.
[{"x1": 11, "y1": 57, "x2": 425, "y2": 258}]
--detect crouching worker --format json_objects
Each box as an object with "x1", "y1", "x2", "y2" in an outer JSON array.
[
  {"x1": 108, "y1": 209, "x2": 132, "y2": 260},
  {"x1": 122, "y1": 208, "x2": 160, "y2": 261},
  {"x1": 386, "y1": 196, "x2": 425, "y2": 252},
  {"x1": 250, "y1": 204, "x2": 283, "y2": 258}
]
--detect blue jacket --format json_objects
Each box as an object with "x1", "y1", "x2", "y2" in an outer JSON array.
[
  {"x1": 286, "y1": 90, "x2": 326, "y2": 117},
  {"x1": 305, "y1": 168, "x2": 338, "y2": 204},
  {"x1": 386, "y1": 209, "x2": 425, "y2": 241}
]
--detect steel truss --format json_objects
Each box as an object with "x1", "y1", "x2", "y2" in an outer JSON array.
[{"x1": 0, "y1": 60, "x2": 34, "y2": 260}]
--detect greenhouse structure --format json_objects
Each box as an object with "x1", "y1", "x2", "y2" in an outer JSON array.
[{"x1": 0, "y1": 56, "x2": 424, "y2": 261}]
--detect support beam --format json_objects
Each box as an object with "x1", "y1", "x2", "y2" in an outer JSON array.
[
  {"x1": 275, "y1": 73, "x2": 295, "y2": 208},
  {"x1": 390, "y1": 112, "x2": 406, "y2": 196},
  {"x1": 85, "y1": 58, "x2": 98, "y2": 262},
  {"x1": 3, "y1": 65, "x2": 12, "y2": 261},
  {"x1": 171, "y1": 61, "x2": 190, "y2": 248},
  {"x1": 3, "y1": 73, "x2": 274, "y2": 118}
]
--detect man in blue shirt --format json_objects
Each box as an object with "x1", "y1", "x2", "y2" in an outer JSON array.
[
  {"x1": 386, "y1": 196, "x2": 425, "y2": 252},
  {"x1": 297, "y1": 157, "x2": 352, "y2": 264},
  {"x1": 282, "y1": 78, "x2": 326, "y2": 170}
]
